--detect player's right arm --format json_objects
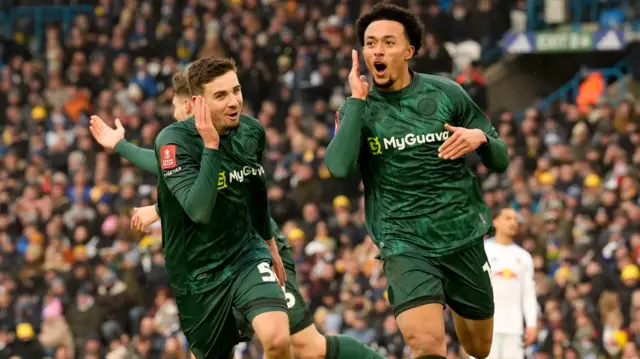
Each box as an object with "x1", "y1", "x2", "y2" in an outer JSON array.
[
  {"x1": 89, "y1": 115, "x2": 158, "y2": 175},
  {"x1": 325, "y1": 50, "x2": 369, "y2": 178},
  {"x1": 115, "y1": 141, "x2": 158, "y2": 175},
  {"x1": 155, "y1": 97, "x2": 221, "y2": 224},
  {"x1": 324, "y1": 100, "x2": 365, "y2": 178}
]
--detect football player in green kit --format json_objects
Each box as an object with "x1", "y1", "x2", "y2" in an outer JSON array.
[
  {"x1": 127, "y1": 56, "x2": 291, "y2": 359},
  {"x1": 325, "y1": 4, "x2": 509, "y2": 359},
  {"x1": 90, "y1": 70, "x2": 385, "y2": 359}
]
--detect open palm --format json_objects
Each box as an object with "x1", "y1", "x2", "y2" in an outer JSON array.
[{"x1": 89, "y1": 115, "x2": 125, "y2": 150}]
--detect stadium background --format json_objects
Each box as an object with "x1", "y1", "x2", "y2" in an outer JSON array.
[{"x1": 0, "y1": 0, "x2": 638, "y2": 358}]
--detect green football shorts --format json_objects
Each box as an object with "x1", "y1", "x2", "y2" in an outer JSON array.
[
  {"x1": 383, "y1": 238, "x2": 494, "y2": 320},
  {"x1": 176, "y1": 258, "x2": 288, "y2": 359},
  {"x1": 235, "y1": 246, "x2": 314, "y2": 341}
]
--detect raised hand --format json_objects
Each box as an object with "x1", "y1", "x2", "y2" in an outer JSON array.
[
  {"x1": 348, "y1": 49, "x2": 370, "y2": 101},
  {"x1": 438, "y1": 124, "x2": 488, "y2": 160},
  {"x1": 89, "y1": 115, "x2": 125, "y2": 150},
  {"x1": 194, "y1": 96, "x2": 219, "y2": 149}
]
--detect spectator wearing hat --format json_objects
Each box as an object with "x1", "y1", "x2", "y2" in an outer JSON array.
[
  {"x1": 38, "y1": 297, "x2": 74, "y2": 358},
  {"x1": 12, "y1": 322, "x2": 45, "y2": 359}
]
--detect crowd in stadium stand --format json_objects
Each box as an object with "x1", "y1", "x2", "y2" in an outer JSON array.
[{"x1": 0, "y1": 0, "x2": 639, "y2": 358}]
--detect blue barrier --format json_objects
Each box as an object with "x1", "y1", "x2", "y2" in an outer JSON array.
[
  {"x1": 0, "y1": 5, "x2": 94, "y2": 50},
  {"x1": 527, "y1": 0, "x2": 630, "y2": 31},
  {"x1": 516, "y1": 59, "x2": 629, "y2": 119}
]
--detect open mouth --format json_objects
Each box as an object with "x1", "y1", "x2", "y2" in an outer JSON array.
[
  {"x1": 373, "y1": 62, "x2": 387, "y2": 75},
  {"x1": 227, "y1": 111, "x2": 239, "y2": 119}
]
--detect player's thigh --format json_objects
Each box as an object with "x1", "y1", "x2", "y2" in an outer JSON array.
[
  {"x1": 232, "y1": 259, "x2": 289, "y2": 332},
  {"x1": 384, "y1": 254, "x2": 447, "y2": 355},
  {"x1": 441, "y1": 240, "x2": 494, "y2": 321},
  {"x1": 281, "y1": 247, "x2": 314, "y2": 335},
  {"x1": 175, "y1": 289, "x2": 238, "y2": 359}
]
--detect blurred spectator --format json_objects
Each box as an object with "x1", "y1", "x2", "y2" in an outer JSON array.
[{"x1": 456, "y1": 61, "x2": 488, "y2": 112}]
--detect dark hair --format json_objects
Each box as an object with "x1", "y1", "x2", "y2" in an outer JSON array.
[
  {"x1": 493, "y1": 207, "x2": 515, "y2": 219},
  {"x1": 172, "y1": 72, "x2": 190, "y2": 97},
  {"x1": 355, "y1": 4, "x2": 425, "y2": 54},
  {"x1": 186, "y1": 57, "x2": 237, "y2": 96}
]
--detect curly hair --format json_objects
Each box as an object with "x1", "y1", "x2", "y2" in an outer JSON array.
[{"x1": 355, "y1": 3, "x2": 425, "y2": 54}]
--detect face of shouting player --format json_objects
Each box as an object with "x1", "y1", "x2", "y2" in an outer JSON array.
[
  {"x1": 201, "y1": 70, "x2": 243, "y2": 134},
  {"x1": 494, "y1": 208, "x2": 519, "y2": 238},
  {"x1": 362, "y1": 20, "x2": 414, "y2": 90}
]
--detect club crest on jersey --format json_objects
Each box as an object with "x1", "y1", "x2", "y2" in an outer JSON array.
[
  {"x1": 417, "y1": 98, "x2": 438, "y2": 117},
  {"x1": 161, "y1": 145, "x2": 177, "y2": 170}
]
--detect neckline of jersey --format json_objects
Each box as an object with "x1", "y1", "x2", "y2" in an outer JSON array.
[{"x1": 370, "y1": 69, "x2": 418, "y2": 100}]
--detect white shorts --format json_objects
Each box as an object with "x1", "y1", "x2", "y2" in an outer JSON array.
[{"x1": 469, "y1": 333, "x2": 524, "y2": 359}]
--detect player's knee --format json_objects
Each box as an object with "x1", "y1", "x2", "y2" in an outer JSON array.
[
  {"x1": 261, "y1": 329, "x2": 291, "y2": 358},
  {"x1": 403, "y1": 328, "x2": 445, "y2": 356},
  {"x1": 462, "y1": 334, "x2": 492, "y2": 358},
  {"x1": 290, "y1": 333, "x2": 325, "y2": 359}
]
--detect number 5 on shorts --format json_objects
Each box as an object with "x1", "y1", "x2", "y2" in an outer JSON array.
[
  {"x1": 257, "y1": 262, "x2": 277, "y2": 282},
  {"x1": 257, "y1": 262, "x2": 296, "y2": 309}
]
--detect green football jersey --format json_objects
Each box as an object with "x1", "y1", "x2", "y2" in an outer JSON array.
[
  {"x1": 113, "y1": 138, "x2": 291, "y2": 252},
  {"x1": 155, "y1": 114, "x2": 273, "y2": 295},
  {"x1": 326, "y1": 72, "x2": 509, "y2": 258}
]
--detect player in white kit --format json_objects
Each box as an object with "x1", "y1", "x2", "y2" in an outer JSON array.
[{"x1": 481, "y1": 208, "x2": 538, "y2": 359}]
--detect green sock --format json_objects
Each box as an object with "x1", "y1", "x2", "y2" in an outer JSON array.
[
  {"x1": 324, "y1": 335, "x2": 385, "y2": 359},
  {"x1": 415, "y1": 356, "x2": 447, "y2": 359}
]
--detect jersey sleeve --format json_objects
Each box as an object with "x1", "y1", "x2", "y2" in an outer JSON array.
[
  {"x1": 248, "y1": 125, "x2": 271, "y2": 241},
  {"x1": 114, "y1": 139, "x2": 158, "y2": 175},
  {"x1": 449, "y1": 84, "x2": 509, "y2": 173},
  {"x1": 154, "y1": 129, "x2": 222, "y2": 224},
  {"x1": 324, "y1": 98, "x2": 366, "y2": 178},
  {"x1": 521, "y1": 250, "x2": 537, "y2": 329}
]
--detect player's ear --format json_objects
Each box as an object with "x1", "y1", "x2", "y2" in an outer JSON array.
[
  {"x1": 406, "y1": 45, "x2": 415, "y2": 61},
  {"x1": 191, "y1": 96, "x2": 197, "y2": 103},
  {"x1": 184, "y1": 99, "x2": 192, "y2": 113}
]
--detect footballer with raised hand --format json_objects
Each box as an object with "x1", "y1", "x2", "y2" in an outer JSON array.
[
  {"x1": 325, "y1": 4, "x2": 509, "y2": 359},
  {"x1": 118, "y1": 57, "x2": 291, "y2": 359},
  {"x1": 90, "y1": 70, "x2": 385, "y2": 359}
]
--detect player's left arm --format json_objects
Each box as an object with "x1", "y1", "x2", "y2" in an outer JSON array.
[
  {"x1": 521, "y1": 251, "x2": 538, "y2": 342},
  {"x1": 440, "y1": 83, "x2": 509, "y2": 173}
]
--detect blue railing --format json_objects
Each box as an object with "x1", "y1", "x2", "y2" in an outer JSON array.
[
  {"x1": 0, "y1": 5, "x2": 94, "y2": 51},
  {"x1": 517, "y1": 59, "x2": 629, "y2": 119},
  {"x1": 527, "y1": 0, "x2": 631, "y2": 31}
]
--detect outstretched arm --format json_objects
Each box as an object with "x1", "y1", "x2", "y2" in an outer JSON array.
[
  {"x1": 115, "y1": 141, "x2": 158, "y2": 175},
  {"x1": 89, "y1": 115, "x2": 158, "y2": 174}
]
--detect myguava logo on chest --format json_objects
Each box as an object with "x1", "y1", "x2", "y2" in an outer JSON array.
[
  {"x1": 366, "y1": 131, "x2": 450, "y2": 155},
  {"x1": 217, "y1": 165, "x2": 265, "y2": 190}
]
